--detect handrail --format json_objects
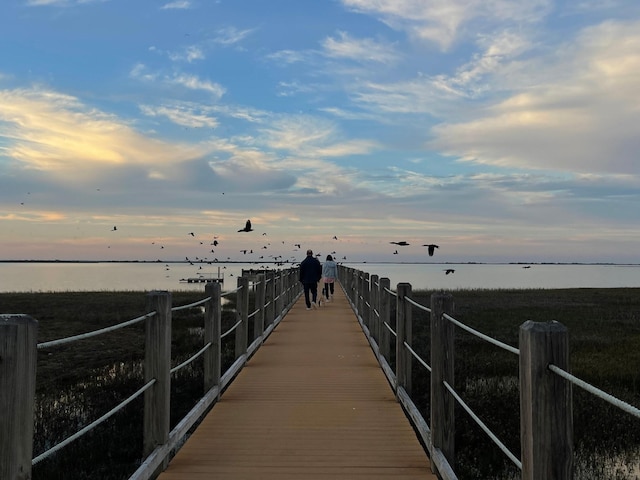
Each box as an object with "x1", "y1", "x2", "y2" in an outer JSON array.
[
  {"x1": 443, "y1": 380, "x2": 522, "y2": 470},
  {"x1": 32, "y1": 379, "x2": 156, "y2": 466},
  {"x1": 548, "y1": 364, "x2": 640, "y2": 419},
  {"x1": 37, "y1": 312, "x2": 155, "y2": 349},
  {"x1": 443, "y1": 312, "x2": 519, "y2": 356},
  {"x1": 2, "y1": 266, "x2": 303, "y2": 479}
]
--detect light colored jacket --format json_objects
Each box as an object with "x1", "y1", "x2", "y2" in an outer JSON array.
[{"x1": 322, "y1": 260, "x2": 338, "y2": 279}]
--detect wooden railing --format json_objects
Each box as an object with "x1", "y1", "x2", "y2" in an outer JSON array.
[
  {"x1": 339, "y1": 264, "x2": 640, "y2": 480},
  {"x1": 0, "y1": 267, "x2": 301, "y2": 480}
]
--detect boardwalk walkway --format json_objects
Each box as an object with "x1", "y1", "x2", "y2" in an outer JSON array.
[{"x1": 158, "y1": 283, "x2": 436, "y2": 479}]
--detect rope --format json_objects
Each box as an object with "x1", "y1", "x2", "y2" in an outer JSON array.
[
  {"x1": 442, "y1": 313, "x2": 519, "y2": 356},
  {"x1": 383, "y1": 286, "x2": 397, "y2": 297},
  {"x1": 443, "y1": 380, "x2": 522, "y2": 470},
  {"x1": 172, "y1": 296, "x2": 210, "y2": 311},
  {"x1": 221, "y1": 319, "x2": 242, "y2": 339},
  {"x1": 405, "y1": 296, "x2": 431, "y2": 313},
  {"x1": 171, "y1": 342, "x2": 212, "y2": 374},
  {"x1": 383, "y1": 321, "x2": 397, "y2": 337},
  {"x1": 32, "y1": 379, "x2": 156, "y2": 465},
  {"x1": 221, "y1": 286, "x2": 241, "y2": 297},
  {"x1": 247, "y1": 308, "x2": 260, "y2": 319},
  {"x1": 548, "y1": 364, "x2": 640, "y2": 419},
  {"x1": 37, "y1": 312, "x2": 155, "y2": 350},
  {"x1": 404, "y1": 341, "x2": 431, "y2": 372}
]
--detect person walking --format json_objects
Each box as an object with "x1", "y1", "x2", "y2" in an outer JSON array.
[
  {"x1": 322, "y1": 254, "x2": 338, "y2": 301},
  {"x1": 299, "y1": 249, "x2": 322, "y2": 310}
]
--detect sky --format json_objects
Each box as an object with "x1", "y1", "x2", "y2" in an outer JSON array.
[{"x1": 1, "y1": 0, "x2": 639, "y2": 265}]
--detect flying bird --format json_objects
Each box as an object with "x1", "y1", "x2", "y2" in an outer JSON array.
[
  {"x1": 188, "y1": 232, "x2": 195, "y2": 236},
  {"x1": 112, "y1": 226, "x2": 117, "y2": 231},
  {"x1": 444, "y1": 269, "x2": 455, "y2": 275},
  {"x1": 422, "y1": 244, "x2": 439, "y2": 256},
  {"x1": 390, "y1": 241, "x2": 410, "y2": 246},
  {"x1": 238, "y1": 219, "x2": 253, "y2": 232}
]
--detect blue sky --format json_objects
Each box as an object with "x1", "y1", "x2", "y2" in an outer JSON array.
[{"x1": 1, "y1": 0, "x2": 639, "y2": 264}]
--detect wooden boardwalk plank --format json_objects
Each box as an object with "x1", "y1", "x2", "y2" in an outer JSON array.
[{"x1": 158, "y1": 284, "x2": 436, "y2": 479}]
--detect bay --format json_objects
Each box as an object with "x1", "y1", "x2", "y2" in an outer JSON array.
[{"x1": 2, "y1": 261, "x2": 640, "y2": 293}]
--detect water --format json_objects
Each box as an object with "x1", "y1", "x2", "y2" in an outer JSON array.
[{"x1": 2, "y1": 261, "x2": 640, "y2": 293}]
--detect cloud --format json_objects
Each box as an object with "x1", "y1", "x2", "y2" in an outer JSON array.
[
  {"x1": 429, "y1": 19, "x2": 640, "y2": 175},
  {"x1": 0, "y1": 87, "x2": 211, "y2": 180},
  {"x1": 341, "y1": 0, "x2": 551, "y2": 50},
  {"x1": 169, "y1": 45, "x2": 205, "y2": 63},
  {"x1": 213, "y1": 26, "x2": 255, "y2": 46},
  {"x1": 265, "y1": 49, "x2": 312, "y2": 65},
  {"x1": 139, "y1": 102, "x2": 219, "y2": 128},
  {"x1": 130, "y1": 65, "x2": 225, "y2": 99},
  {"x1": 322, "y1": 32, "x2": 399, "y2": 64},
  {"x1": 160, "y1": 1, "x2": 191, "y2": 9}
]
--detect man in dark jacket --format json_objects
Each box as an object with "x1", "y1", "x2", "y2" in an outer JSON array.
[{"x1": 299, "y1": 249, "x2": 322, "y2": 309}]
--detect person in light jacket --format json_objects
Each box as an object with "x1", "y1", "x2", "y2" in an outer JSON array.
[
  {"x1": 321, "y1": 254, "x2": 338, "y2": 301},
  {"x1": 299, "y1": 249, "x2": 322, "y2": 309}
]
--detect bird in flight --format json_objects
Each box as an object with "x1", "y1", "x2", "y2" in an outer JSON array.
[
  {"x1": 112, "y1": 226, "x2": 117, "y2": 231},
  {"x1": 422, "y1": 244, "x2": 439, "y2": 256},
  {"x1": 238, "y1": 219, "x2": 253, "y2": 232},
  {"x1": 390, "y1": 241, "x2": 410, "y2": 246},
  {"x1": 444, "y1": 269, "x2": 455, "y2": 275},
  {"x1": 188, "y1": 232, "x2": 195, "y2": 236}
]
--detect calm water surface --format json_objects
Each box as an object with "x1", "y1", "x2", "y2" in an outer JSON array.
[{"x1": 2, "y1": 262, "x2": 640, "y2": 293}]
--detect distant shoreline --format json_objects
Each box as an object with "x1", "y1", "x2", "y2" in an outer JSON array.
[{"x1": 1, "y1": 259, "x2": 639, "y2": 266}]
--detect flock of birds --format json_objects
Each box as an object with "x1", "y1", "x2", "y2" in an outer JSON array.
[{"x1": 107, "y1": 218, "x2": 535, "y2": 279}]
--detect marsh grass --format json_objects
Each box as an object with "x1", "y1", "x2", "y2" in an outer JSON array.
[
  {"x1": 2, "y1": 288, "x2": 639, "y2": 479},
  {"x1": 407, "y1": 288, "x2": 640, "y2": 479}
]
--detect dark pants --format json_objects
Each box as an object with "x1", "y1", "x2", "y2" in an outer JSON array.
[
  {"x1": 303, "y1": 282, "x2": 318, "y2": 308},
  {"x1": 323, "y1": 281, "x2": 335, "y2": 299}
]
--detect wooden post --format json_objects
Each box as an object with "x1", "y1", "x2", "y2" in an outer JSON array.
[
  {"x1": 1, "y1": 315, "x2": 37, "y2": 480},
  {"x1": 519, "y1": 321, "x2": 573, "y2": 480},
  {"x1": 204, "y1": 282, "x2": 221, "y2": 393},
  {"x1": 362, "y1": 272, "x2": 370, "y2": 328},
  {"x1": 235, "y1": 276, "x2": 249, "y2": 358},
  {"x1": 431, "y1": 291, "x2": 455, "y2": 470},
  {"x1": 396, "y1": 283, "x2": 412, "y2": 397},
  {"x1": 266, "y1": 270, "x2": 276, "y2": 327},
  {"x1": 144, "y1": 291, "x2": 172, "y2": 458},
  {"x1": 255, "y1": 274, "x2": 266, "y2": 341},
  {"x1": 379, "y1": 278, "x2": 391, "y2": 362},
  {"x1": 370, "y1": 274, "x2": 379, "y2": 343}
]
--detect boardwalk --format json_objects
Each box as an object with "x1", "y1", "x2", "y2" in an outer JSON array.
[{"x1": 158, "y1": 284, "x2": 436, "y2": 479}]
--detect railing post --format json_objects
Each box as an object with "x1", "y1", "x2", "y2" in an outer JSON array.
[
  {"x1": 274, "y1": 271, "x2": 283, "y2": 318},
  {"x1": 204, "y1": 282, "x2": 221, "y2": 394},
  {"x1": 379, "y1": 278, "x2": 391, "y2": 363},
  {"x1": 370, "y1": 274, "x2": 379, "y2": 343},
  {"x1": 144, "y1": 291, "x2": 172, "y2": 460},
  {"x1": 266, "y1": 270, "x2": 276, "y2": 326},
  {"x1": 1, "y1": 315, "x2": 37, "y2": 480},
  {"x1": 519, "y1": 321, "x2": 572, "y2": 480},
  {"x1": 255, "y1": 274, "x2": 266, "y2": 341},
  {"x1": 362, "y1": 272, "x2": 370, "y2": 328},
  {"x1": 235, "y1": 276, "x2": 249, "y2": 358},
  {"x1": 431, "y1": 291, "x2": 455, "y2": 471},
  {"x1": 396, "y1": 283, "x2": 412, "y2": 397}
]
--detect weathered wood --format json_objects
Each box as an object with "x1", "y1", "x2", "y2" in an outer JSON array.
[
  {"x1": 430, "y1": 292, "x2": 455, "y2": 472},
  {"x1": 144, "y1": 291, "x2": 172, "y2": 459},
  {"x1": 254, "y1": 274, "x2": 266, "y2": 343},
  {"x1": 1, "y1": 314, "x2": 37, "y2": 480},
  {"x1": 519, "y1": 321, "x2": 573, "y2": 480},
  {"x1": 379, "y1": 277, "x2": 391, "y2": 365},
  {"x1": 235, "y1": 276, "x2": 249, "y2": 358},
  {"x1": 370, "y1": 274, "x2": 380, "y2": 344},
  {"x1": 361, "y1": 272, "x2": 370, "y2": 328},
  {"x1": 204, "y1": 282, "x2": 221, "y2": 394},
  {"x1": 265, "y1": 270, "x2": 276, "y2": 327},
  {"x1": 396, "y1": 283, "x2": 412, "y2": 397}
]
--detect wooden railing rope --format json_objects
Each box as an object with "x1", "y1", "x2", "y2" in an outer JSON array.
[{"x1": 0, "y1": 267, "x2": 301, "y2": 480}]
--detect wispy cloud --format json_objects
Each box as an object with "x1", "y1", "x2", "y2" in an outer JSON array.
[
  {"x1": 160, "y1": 0, "x2": 191, "y2": 10},
  {"x1": 430, "y1": 19, "x2": 640, "y2": 175},
  {"x1": 0, "y1": 87, "x2": 210, "y2": 179},
  {"x1": 322, "y1": 32, "x2": 399, "y2": 64},
  {"x1": 213, "y1": 26, "x2": 255, "y2": 46},
  {"x1": 341, "y1": 0, "x2": 551, "y2": 50},
  {"x1": 139, "y1": 102, "x2": 219, "y2": 128}
]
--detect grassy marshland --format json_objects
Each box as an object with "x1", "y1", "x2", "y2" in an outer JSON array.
[{"x1": 2, "y1": 288, "x2": 639, "y2": 479}]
